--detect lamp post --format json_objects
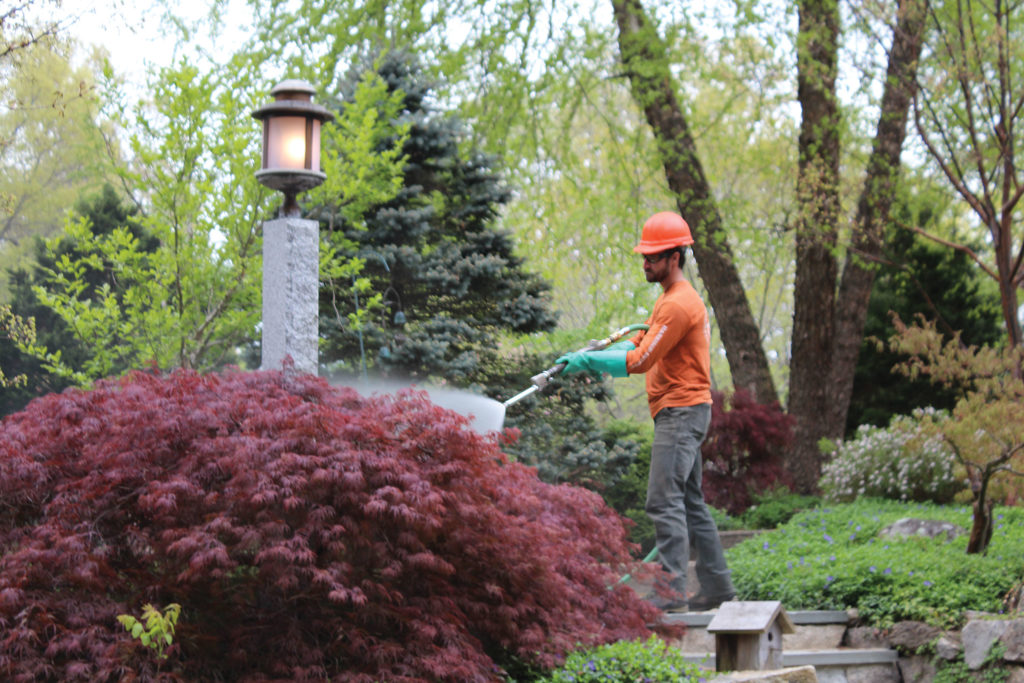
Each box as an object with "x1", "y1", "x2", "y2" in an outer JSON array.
[{"x1": 252, "y1": 79, "x2": 334, "y2": 374}]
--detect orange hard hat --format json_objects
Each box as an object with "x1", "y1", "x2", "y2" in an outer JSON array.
[{"x1": 632, "y1": 212, "x2": 694, "y2": 254}]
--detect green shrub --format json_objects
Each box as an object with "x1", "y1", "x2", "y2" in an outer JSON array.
[
  {"x1": 819, "y1": 409, "x2": 964, "y2": 504},
  {"x1": 727, "y1": 500, "x2": 1024, "y2": 628},
  {"x1": 710, "y1": 505, "x2": 743, "y2": 531},
  {"x1": 538, "y1": 636, "x2": 704, "y2": 682},
  {"x1": 739, "y1": 489, "x2": 821, "y2": 529},
  {"x1": 600, "y1": 421, "x2": 656, "y2": 552},
  {"x1": 933, "y1": 649, "x2": 1010, "y2": 683}
]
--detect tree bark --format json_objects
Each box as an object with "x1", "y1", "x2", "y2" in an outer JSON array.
[
  {"x1": 611, "y1": 0, "x2": 927, "y2": 493},
  {"x1": 788, "y1": 0, "x2": 842, "y2": 492},
  {"x1": 829, "y1": 0, "x2": 928, "y2": 438},
  {"x1": 910, "y1": 0, "x2": 1023, "y2": 350},
  {"x1": 786, "y1": 0, "x2": 928, "y2": 492},
  {"x1": 610, "y1": 0, "x2": 777, "y2": 404}
]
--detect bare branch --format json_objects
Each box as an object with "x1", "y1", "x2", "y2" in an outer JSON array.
[{"x1": 910, "y1": 224, "x2": 1000, "y2": 280}]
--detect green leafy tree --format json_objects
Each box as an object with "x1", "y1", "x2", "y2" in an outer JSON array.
[
  {"x1": 0, "y1": 184, "x2": 153, "y2": 414},
  {"x1": 0, "y1": 304, "x2": 33, "y2": 388},
  {"x1": 23, "y1": 46, "x2": 415, "y2": 388},
  {"x1": 0, "y1": 34, "x2": 112, "y2": 296},
  {"x1": 890, "y1": 318, "x2": 1024, "y2": 554},
  {"x1": 847, "y1": 186, "x2": 1003, "y2": 433},
  {"x1": 0, "y1": 0, "x2": 75, "y2": 63},
  {"x1": 911, "y1": 0, "x2": 1024, "y2": 348},
  {"x1": 19, "y1": 59, "x2": 267, "y2": 384}
]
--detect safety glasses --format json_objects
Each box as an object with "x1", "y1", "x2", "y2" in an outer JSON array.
[{"x1": 642, "y1": 251, "x2": 672, "y2": 264}]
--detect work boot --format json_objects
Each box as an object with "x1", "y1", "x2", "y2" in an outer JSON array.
[
  {"x1": 643, "y1": 591, "x2": 689, "y2": 613},
  {"x1": 688, "y1": 591, "x2": 735, "y2": 612}
]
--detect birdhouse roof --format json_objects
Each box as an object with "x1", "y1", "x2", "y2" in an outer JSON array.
[{"x1": 706, "y1": 600, "x2": 796, "y2": 634}]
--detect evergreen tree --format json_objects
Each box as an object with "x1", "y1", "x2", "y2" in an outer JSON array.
[
  {"x1": 0, "y1": 185, "x2": 156, "y2": 416},
  {"x1": 317, "y1": 51, "x2": 640, "y2": 489},
  {"x1": 846, "y1": 201, "x2": 1003, "y2": 433},
  {"x1": 318, "y1": 51, "x2": 557, "y2": 382}
]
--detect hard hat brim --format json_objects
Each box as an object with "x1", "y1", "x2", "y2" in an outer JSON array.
[{"x1": 633, "y1": 237, "x2": 693, "y2": 254}]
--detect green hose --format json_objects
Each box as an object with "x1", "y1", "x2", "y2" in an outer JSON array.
[{"x1": 615, "y1": 546, "x2": 658, "y2": 586}]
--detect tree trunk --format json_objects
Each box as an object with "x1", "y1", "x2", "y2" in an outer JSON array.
[
  {"x1": 788, "y1": 0, "x2": 842, "y2": 492},
  {"x1": 995, "y1": 212, "x2": 1023, "y2": 348},
  {"x1": 610, "y1": 0, "x2": 777, "y2": 405},
  {"x1": 611, "y1": 0, "x2": 927, "y2": 493},
  {"x1": 829, "y1": 0, "x2": 928, "y2": 437},
  {"x1": 787, "y1": 0, "x2": 928, "y2": 493}
]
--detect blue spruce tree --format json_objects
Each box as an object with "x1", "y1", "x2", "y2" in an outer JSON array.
[{"x1": 317, "y1": 51, "x2": 641, "y2": 489}]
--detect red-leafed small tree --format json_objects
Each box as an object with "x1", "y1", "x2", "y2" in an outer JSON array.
[
  {"x1": 702, "y1": 389, "x2": 795, "y2": 516},
  {"x1": 0, "y1": 369, "x2": 670, "y2": 682}
]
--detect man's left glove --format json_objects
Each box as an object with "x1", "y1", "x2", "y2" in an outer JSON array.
[{"x1": 556, "y1": 349, "x2": 629, "y2": 378}]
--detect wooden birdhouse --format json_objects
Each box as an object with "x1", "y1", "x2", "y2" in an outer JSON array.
[{"x1": 706, "y1": 600, "x2": 795, "y2": 671}]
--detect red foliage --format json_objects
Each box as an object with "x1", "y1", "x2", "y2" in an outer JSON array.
[
  {"x1": 701, "y1": 389, "x2": 794, "y2": 516},
  {"x1": 0, "y1": 369, "x2": 671, "y2": 682}
]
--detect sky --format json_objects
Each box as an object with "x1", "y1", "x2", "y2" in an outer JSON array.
[{"x1": 61, "y1": 0, "x2": 248, "y2": 90}]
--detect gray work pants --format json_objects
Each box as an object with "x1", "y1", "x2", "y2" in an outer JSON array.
[{"x1": 645, "y1": 403, "x2": 733, "y2": 597}]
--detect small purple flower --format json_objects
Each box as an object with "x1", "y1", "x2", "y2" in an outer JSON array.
[
  {"x1": 826, "y1": 575, "x2": 835, "y2": 583},
  {"x1": 869, "y1": 565, "x2": 877, "y2": 573},
  {"x1": 787, "y1": 561, "x2": 794, "y2": 570},
  {"x1": 883, "y1": 568, "x2": 892, "y2": 575},
  {"x1": 763, "y1": 541, "x2": 770, "y2": 550},
  {"x1": 924, "y1": 580, "x2": 933, "y2": 587},
  {"x1": 829, "y1": 554, "x2": 836, "y2": 562},
  {"x1": 823, "y1": 533, "x2": 833, "y2": 544}
]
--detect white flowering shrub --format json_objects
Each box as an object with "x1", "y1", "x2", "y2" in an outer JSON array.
[{"x1": 819, "y1": 409, "x2": 964, "y2": 503}]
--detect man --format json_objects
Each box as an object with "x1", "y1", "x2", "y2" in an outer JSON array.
[{"x1": 557, "y1": 211, "x2": 735, "y2": 613}]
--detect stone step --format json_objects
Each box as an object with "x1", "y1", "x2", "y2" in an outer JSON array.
[
  {"x1": 666, "y1": 610, "x2": 852, "y2": 653},
  {"x1": 665, "y1": 609, "x2": 903, "y2": 682},
  {"x1": 682, "y1": 649, "x2": 899, "y2": 667},
  {"x1": 684, "y1": 649, "x2": 900, "y2": 680}
]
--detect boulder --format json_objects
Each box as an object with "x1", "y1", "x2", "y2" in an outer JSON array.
[
  {"x1": 934, "y1": 633, "x2": 962, "y2": 661},
  {"x1": 889, "y1": 621, "x2": 941, "y2": 652},
  {"x1": 879, "y1": 517, "x2": 965, "y2": 542},
  {"x1": 963, "y1": 618, "x2": 1009, "y2": 669},
  {"x1": 898, "y1": 655, "x2": 937, "y2": 682},
  {"x1": 1002, "y1": 619, "x2": 1024, "y2": 663},
  {"x1": 844, "y1": 626, "x2": 889, "y2": 649}
]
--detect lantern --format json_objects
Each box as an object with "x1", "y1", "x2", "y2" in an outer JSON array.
[{"x1": 252, "y1": 79, "x2": 334, "y2": 216}]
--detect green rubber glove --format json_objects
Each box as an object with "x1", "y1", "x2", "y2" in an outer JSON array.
[
  {"x1": 607, "y1": 340, "x2": 636, "y2": 351},
  {"x1": 556, "y1": 349, "x2": 629, "y2": 378}
]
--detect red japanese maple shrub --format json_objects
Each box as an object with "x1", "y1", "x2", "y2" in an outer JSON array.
[
  {"x1": 701, "y1": 389, "x2": 794, "y2": 516},
  {"x1": 0, "y1": 369, "x2": 669, "y2": 682}
]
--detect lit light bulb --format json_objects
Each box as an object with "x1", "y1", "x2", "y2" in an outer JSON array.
[
  {"x1": 282, "y1": 132, "x2": 306, "y2": 168},
  {"x1": 267, "y1": 116, "x2": 307, "y2": 170}
]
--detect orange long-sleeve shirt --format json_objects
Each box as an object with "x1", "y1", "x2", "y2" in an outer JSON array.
[{"x1": 625, "y1": 279, "x2": 712, "y2": 418}]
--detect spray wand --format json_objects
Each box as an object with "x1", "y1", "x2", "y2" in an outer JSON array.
[{"x1": 502, "y1": 323, "x2": 649, "y2": 408}]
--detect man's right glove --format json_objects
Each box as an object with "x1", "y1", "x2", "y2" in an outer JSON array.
[{"x1": 556, "y1": 349, "x2": 629, "y2": 378}]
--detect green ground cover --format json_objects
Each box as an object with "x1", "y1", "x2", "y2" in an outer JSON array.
[
  {"x1": 537, "y1": 499, "x2": 1024, "y2": 681},
  {"x1": 727, "y1": 499, "x2": 1024, "y2": 628}
]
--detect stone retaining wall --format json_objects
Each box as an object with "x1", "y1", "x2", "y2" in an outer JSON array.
[{"x1": 847, "y1": 613, "x2": 1024, "y2": 682}]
